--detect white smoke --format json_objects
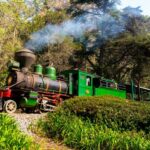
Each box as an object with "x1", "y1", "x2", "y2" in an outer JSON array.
[{"x1": 25, "y1": 7, "x2": 141, "y2": 51}]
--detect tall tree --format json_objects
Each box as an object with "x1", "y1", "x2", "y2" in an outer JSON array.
[
  {"x1": 69, "y1": 0, "x2": 120, "y2": 13},
  {"x1": 0, "y1": 1, "x2": 32, "y2": 86}
]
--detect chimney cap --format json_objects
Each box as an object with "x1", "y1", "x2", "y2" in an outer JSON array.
[
  {"x1": 15, "y1": 48, "x2": 36, "y2": 70},
  {"x1": 16, "y1": 48, "x2": 35, "y2": 53}
]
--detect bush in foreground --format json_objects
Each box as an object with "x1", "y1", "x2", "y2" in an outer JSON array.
[
  {"x1": 0, "y1": 113, "x2": 38, "y2": 150},
  {"x1": 61, "y1": 96, "x2": 150, "y2": 133},
  {"x1": 38, "y1": 111, "x2": 150, "y2": 150},
  {"x1": 37, "y1": 96, "x2": 150, "y2": 150}
]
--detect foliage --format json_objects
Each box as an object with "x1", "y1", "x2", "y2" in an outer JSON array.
[
  {"x1": 61, "y1": 96, "x2": 150, "y2": 133},
  {"x1": 67, "y1": 1, "x2": 150, "y2": 87},
  {"x1": 0, "y1": 0, "x2": 150, "y2": 88},
  {"x1": 36, "y1": 37, "x2": 82, "y2": 72},
  {"x1": 0, "y1": 1, "x2": 33, "y2": 86},
  {"x1": 0, "y1": 113, "x2": 38, "y2": 150},
  {"x1": 24, "y1": 8, "x2": 81, "y2": 71},
  {"x1": 76, "y1": 34, "x2": 150, "y2": 87},
  {"x1": 23, "y1": 9, "x2": 71, "y2": 41},
  {"x1": 0, "y1": 2, "x2": 71, "y2": 84},
  {"x1": 0, "y1": 1, "x2": 32, "y2": 54},
  {"x1": 37, "y1": 96, "x2": 150, "y2": 150},
  {"x1": 69, "y1": 0, "x2": 120, "y2": 13},
  {"x1": 97, "y1": 34, "x2": 150, "y2": 85}
]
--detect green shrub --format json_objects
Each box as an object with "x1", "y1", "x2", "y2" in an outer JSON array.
[
  {"x1": 0, "y1": 113, "x2": 39, "y2": 150},
  {"x1": 37, "y1": 111, "x2": 150, "y2": 150},
  {"x1": 61, "y1": 96, "x2": 150, "y2": 133},
  {"x1": 37, "y1": 96, "x2": 150, "y2": 150}
]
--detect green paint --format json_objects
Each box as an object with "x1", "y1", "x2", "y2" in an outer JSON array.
[
  {"x1": 29, "y1": 91, "x2": 38, "y2": 98},
  {"x1": 20, "y1": 97, "x2": 38, "y2": 108},
  {"x1": 61, "y1": 70, "x2": 95, "y2": 96},
  {"x1": 45, "y1": 66, "x2": 56, "y2": 80},
  {"x1": 34, "y1": 64, "x2": 43, "y2": 75},
  {"x1": 78, "y1": 71, "x2": 94, "y2": 96},
  {"x1": 94, "y1": 87, "x2": 126, "y2": 99},
  {"x1": 20, "y1": 91, "x2": 38, "y2": 108},
  {"x1": 61, "y1": 69, "x2": 126, "y2": 99}
]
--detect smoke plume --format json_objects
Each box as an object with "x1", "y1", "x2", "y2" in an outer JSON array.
[{"x1": 25, "y1": 7, "x2": 142, "y2": 51}]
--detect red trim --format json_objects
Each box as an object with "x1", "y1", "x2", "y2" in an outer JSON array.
[
  {"x1": 38, "y1": 90, "x2": 70, "y2": 98},
  {"x1": 0, "y1": 88, "x2": 11, "y2": 98},
  {"x1": 38, "y1": 90, "x2": 70, "y2": 105}
]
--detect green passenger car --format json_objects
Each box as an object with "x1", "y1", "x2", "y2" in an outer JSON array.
[
  {"x1": 61, "y1": 70, "x2": 126, "y2": 99},
  {"x1": 94, "y1": 87, "x2": 126, "y2": 98}
]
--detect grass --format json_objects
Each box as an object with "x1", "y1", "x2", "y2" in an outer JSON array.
[
  {"x1": 36, "y1": 96, "x2": 150, "y2": 150},
  {"x1": 0, "y1": 113, "x2": 39, "y2": 150}
]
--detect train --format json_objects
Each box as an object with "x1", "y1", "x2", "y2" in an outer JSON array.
[{"x1": 0, "y1": 48, "x2": 150, "y2": 113}]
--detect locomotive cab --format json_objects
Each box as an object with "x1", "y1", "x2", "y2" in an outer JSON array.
[{"x1": 61, "y1": 69, "x2": 94, "y2": 96}]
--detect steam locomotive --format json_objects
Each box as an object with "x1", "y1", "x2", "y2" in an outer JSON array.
[{"x1": 0, "y1": 49, "x2": 150, "y2": 113}]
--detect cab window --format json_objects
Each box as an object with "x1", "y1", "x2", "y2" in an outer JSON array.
[{"x1": 86, "y1": 76, "x2": 91, "y2": 86}]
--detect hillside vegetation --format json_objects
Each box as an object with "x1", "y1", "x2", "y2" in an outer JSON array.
[{"x1": 37, "y1": 96, "x2": 150, "y2": 150}]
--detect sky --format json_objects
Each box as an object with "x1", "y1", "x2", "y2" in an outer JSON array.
[{"x1": 119, "y1": 0, "x2": 150, "y2": 16}]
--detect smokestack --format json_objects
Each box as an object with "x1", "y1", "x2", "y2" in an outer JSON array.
[{"x1": 15, "y1": 48, "x2": 36, "y2": 72}]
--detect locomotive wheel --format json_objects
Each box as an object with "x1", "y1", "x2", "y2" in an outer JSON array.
[{"x1": 3, "y1": 100, "x2": 17, "y2": 113}]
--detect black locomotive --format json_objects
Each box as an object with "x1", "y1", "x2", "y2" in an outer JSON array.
[{"x1": 0, "y1": 49, "x2": 70, "y2": 113}]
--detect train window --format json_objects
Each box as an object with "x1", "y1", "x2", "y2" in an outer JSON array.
[
  {"x1": 100, "y1": 81, "x2": 107, "y2": 87},
  {"x1": 108, "y1": 82, "x2": 117, "y2": 89},
  {"x1": 93, "y1": 78, "x2": 100, "y2": 88},
  {"x1": 86, "y1": 76, "x2": 91, "y2": 86},
  {"x1": 118, "y1": 84, "x2": 126, "y2": 90}
]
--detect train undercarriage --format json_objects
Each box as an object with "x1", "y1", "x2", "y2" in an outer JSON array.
[{"x1": 0, "y1": 88, "x2": 70, "y2": 113}]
